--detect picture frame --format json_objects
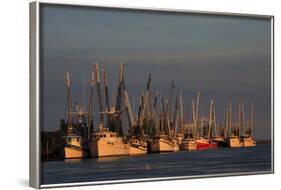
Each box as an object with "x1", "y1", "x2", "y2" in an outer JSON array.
[{"x1": 30, "y1": 1, "x2": 274, "y2": 188}]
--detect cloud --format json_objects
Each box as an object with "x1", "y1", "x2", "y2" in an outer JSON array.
[{"x1": 59, "y1": 45, "x2": 268, "y2": 66}]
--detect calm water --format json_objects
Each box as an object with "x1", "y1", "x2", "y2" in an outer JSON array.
[{"x1": 41, "y1": 144, "x2": 272, "y2": 185}]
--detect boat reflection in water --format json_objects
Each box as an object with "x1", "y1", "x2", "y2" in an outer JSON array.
[{"x1": 64, "y1": 158, "x2": 83, "y2": 164}]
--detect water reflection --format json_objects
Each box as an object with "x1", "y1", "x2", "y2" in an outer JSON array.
[
  {"x1": 42, "y1": 144, "x2": 271, "y2": 185},
  {"x1": 96, "y1": 156, "x2": 127, "y2": 162},
  {"x1": 64, "y1": 158, "x2": 83, "y2": 163}
]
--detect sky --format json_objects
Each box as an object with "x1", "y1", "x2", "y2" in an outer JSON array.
[{"x1": 40, "y1": 4, "x2": 272, "y2": 140}]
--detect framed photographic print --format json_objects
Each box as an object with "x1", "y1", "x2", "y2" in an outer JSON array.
[{"x1": 29, "y1": 1, "x2": 274, "y2": 188}]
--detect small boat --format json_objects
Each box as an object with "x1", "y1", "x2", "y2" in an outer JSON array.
[
  {"x1": 63, "y1": 135, "x2": 88, "y2": 159},
  {"x1": 224, "y1": 101, "x2": 243, "y2": 148},
  {"x1": 128, "y1": 137, "x2": 147, "y2": 155},
  {"x1": 213, "y1": 136, "x2": 227, "y2": 147},
  {"x1": 63, "y1": 72, "x2": 89, "y2": 159},
  {"x1": 241, "y1": 103, "x2": 256, "y2": 147},
  {"x1": 242, "y1": 135, "x2": 256, "y2": 147},
  {"x1": 180, "y1": 138, "x2": 197, "y2": 151},
  {"x1": 226, "y1": 135, "x2": 243, "y2": 148},
  {"x1": 196, "y1": 137, "x2": 218, "y2": 150},
  {"x1": 150, "y1": 135, "x2": 179, "y2": 153}
]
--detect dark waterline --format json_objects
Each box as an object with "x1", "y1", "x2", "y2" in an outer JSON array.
[{"x1": 41, "y1": 144, "x2": 272, "y2": 185}]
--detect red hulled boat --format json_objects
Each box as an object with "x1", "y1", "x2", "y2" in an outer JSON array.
[{"x1": 195, "y1": 138, "x2": 218, "y2": 150}]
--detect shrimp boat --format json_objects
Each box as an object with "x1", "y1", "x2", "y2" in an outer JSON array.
[
  {"x1": 63, "y1": 72, "x2": 89, "y2": 159},
  {"x1": 213, "y1": 136, "x2": 227, "y2": 147},
  {"x1": 180, "y1": 138, "x2": 197, "y2": 151},
  {"x1": 63, "y1": 135, "x2": 88, "y2": 159},
  {"x1": 242, "y1": 135, "x2": 256, "y2": 147},
  {"x1": 227, "y1": 135, "x2": 243, "y2": 148},
  {"x1": 226, "y1": 126, "x2": 243, "y2": 148},
  {"x1": 195, "y1": 137, "x2": 218, "y2": 150},
  {"x1": 89, "y1": 124, "x2": 129, "y2": 157},
  {"x1": 193, "y1": 100, "x2": 218, "y2": 150},
  {"x1": 151, "y1": 135, "x2": 179, "y2": 152},
  {"x1": 227, "y1": 102, "x2": 251, "y2": 148},
  {"x1": 87, "y1": 63, "x2": 132, "y2": 157},
  {"x1": 180, "y1": 125, "x2": 197, "y2": 151},
  {"x1": 223, "y1": 101, "x2": 243, "y2": 148},
  {"x1": 128, "y1": 137, "x2": 147, "y2": 155},
  {"x1": 62, "y1": 105, "x2": 90, "y2": 159},
  {"x1": 241, "y1": 103, "x2": 256, "y2": 147},
  {"x1": 194, "y1": 121, "x2": 218, "y2": 150}
]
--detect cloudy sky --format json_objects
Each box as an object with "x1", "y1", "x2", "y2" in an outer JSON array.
[{"x1": 40, "y1": 4, "x2": 272, "y2": 140}]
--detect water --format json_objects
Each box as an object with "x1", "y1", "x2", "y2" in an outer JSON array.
[{"x1": 41, "y1": 144, "x2": 272, "y2": 185}]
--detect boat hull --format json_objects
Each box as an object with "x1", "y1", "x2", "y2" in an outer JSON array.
[
  {"x1": 129, "y1": 145, "x2": 147, "y2": 155},
  {"x1": 196, "y1": 138, "x2": 218, "y2": 150},
  {"x1": 213, "y1": 137, "x2": 227, "y2": 147},
  {"x1": 63, "y1": 136, "x2": 87, "y2": 159},
  {"x1": 227, "y1": 137, "x2": 243, "y2": 148},
  {"x1": 180, "y1": 139, "x2": 197, "y2": 151},
  {"x1": 64, "y1": 146, "x2": 85, "y2": 159},
  {"x1": 89, "y1": 139, "x2": 129, "y2": 157},
  {"x1": 151, "y1": 138, "x2": 179, "y2": 153},
  {"x1": 242, "y1": 137, "x2": 256, "y2": 147},
  {"x1": 209, "y1": 142, "x2": 218, "y2": 148}
]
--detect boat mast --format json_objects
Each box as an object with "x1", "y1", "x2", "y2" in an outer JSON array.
[
  {"x1": 214, "y1": 101, "x2": 217, "y2": 136},
  {"x1": 94, "y1": 63, "x2": 104, "y2": 125},
  {"x1": 102, "y1": 68, "x2": 110, "y2": 129},
  {"x1": 83, "y1": 77, "x2": 86, "y2": 111},
  {"x1": 191, "y1": 92, "x2": 200, "y2": 138},
  {"x1": 195, "y1": 92, "x2": 200, "y2": 137},
  {"x1": 88, "y1": 70, "x2": 95, "y2": 139},
  {"x1": 166, "y1": 99, "x2": 172, "y2": 139},
  {"x1": 122, "y1": 81, "x2": 136, "y2": 129},
  {"x1": 208, "y1": 99, "x2": 217, "y2": 139},
  {"x1": 152, "y1": 91, "x2": 160, "y2": 136},
  {"x1": 213, "y1": 100, "x2": 217, "y2": 136},
  {"x1": 115, "y1": 62, "x2": 124, "y2": 112},
  {"x1": 225, "y1": 104, "x2": 229, "y2": 138},
  {"x1": 160, "y1": 97, "x2": 165, "y2": 134},
  {"x1": 138, "y1": 73, "x2": 152, "y2": 128},
  {"x1": 173, "y1": 96, "x2": 179, "y2": 138},
  {"x1": 201, "y1": 115, "x2": 204, "y2": 138},
  {"x1": 64, "y1": 72, "x2": 72, "y2": 136},
  {"x1": 196, "y1": 92, "x2": 200, "y2": 125},
  {"x1": 114, "y1": 63, "x2": 124, "y2": 136},
  {"x1": 241, "y1": 101, "x2": 245, "y2": 136},
  {"x1": 192, "y1": 100, "x2": 196, "y2": 137},
  {"x1": 179, "y1": 90, "x2": 184, "y2": 135},
  {"x1": 162, "y1": 97, "x2": 171, "y2": 138},
  {"x1": 120, "y1": 64, "x2": 136, "y2": 131},
  {"x1": 229, "y1": 101, "x2": 232, "y2": 136},
  {"x1": 137, "y1": 91, "x2": 144, "y2": 127},
  {"x1": 250, "y1": 102, "x2": 254, "y2": 136},
  {"x1": 169, "y1": 81, "x2": 175, "y2": 120},
  {"x1": 238, "y1": 102, "x2": 241, "y2": 138},
  {"x1": 185, "y1": 98, "x2": 188, "y2": 136},
  {"x1": 102, "y1": 68, "x2": 110, "y2": 112},
  {"x1": 153, "y1": 91, "x2": 159, "y2": 110}
]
